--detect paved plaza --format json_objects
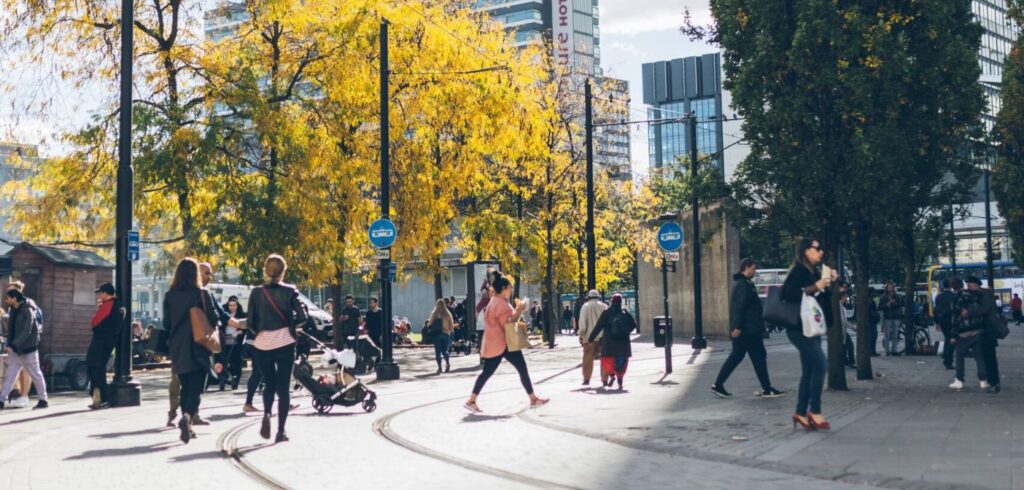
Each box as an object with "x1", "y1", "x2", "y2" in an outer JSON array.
[{"x1": 1, "y1": 330, "x2": 1022, "y2": 489}]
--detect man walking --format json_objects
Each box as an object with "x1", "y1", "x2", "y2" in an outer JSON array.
[
  {"x1": 879, "y1": 283, "x2": 903, "y2": 356},
  {"x1": 0, "y1": 289, "x2": 48, "y2": 410},
  {"x1": 87, "y1": 283, "x2": 122, "y2": 409},
  {"x1": 711, "y1": 258, "x2": 785, "y2": 398},
  {"x1": 933, "y1": 279, "x2": 957, "y2": 369},
  {"x1": 364, "y1": 297, "x2": 383, "y2": 347},
  {"x1": 336, "y1": 295, "x2": 361, "y2": 350},
  {"x1": 2, "y1": 281, "x2": 41, "y2": 408},
  {"x1": 577, "y1": 290, "x2": 607, "y2": 387}
]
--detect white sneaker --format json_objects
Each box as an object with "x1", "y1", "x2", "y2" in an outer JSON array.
[
  {"x1": 10, "y1": 397, "x2": 30, "y2": 408},
  {"x1": 980, "y1": 381, "x2": 991, "y2": 389},
  {"x1": 949, "y1": 379, "x2": 964, "y2": 390}
]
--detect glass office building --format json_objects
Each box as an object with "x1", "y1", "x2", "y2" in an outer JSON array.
[{"x1": 641, "y1": 53, "x2": 725, "y2": 173}]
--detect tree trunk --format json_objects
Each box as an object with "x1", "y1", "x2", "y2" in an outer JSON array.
[
  {"x1": 826, "y1": 241, "x2": 848, "y2": 391},
  {"x1": 901, "y1": 223, "x2": 917, "y2": 355},
  {"x1": 433, "y1": 270, "x2": 443, "y2": 300},
  {"x1": 852, "y1": 225, "x2": 874, "y2": 380},
  {"x1": 514, "y1": 193, "x2": 523, "y2": 299}
]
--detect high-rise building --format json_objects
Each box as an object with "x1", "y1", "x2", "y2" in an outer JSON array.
[
  {"x1": 0, "y1": 143, "x2": 39, "y2": 253},
  {"x1": 474, "y1": 0, "x2": 631, "y2": 177},
  {"x1": 641, "y1": 53, "x2": 731, "y2": 175},
  {"x1": 941, "y1": 1, "x2": 1022, "y2": 266}
]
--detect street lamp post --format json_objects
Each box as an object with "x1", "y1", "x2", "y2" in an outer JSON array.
[
  {"x1": 376, "y1": 19, "x2": 399, "y2": 381},
  {"x1": 109, "y1": 0, "x2": 141, "y2": 407},
  {"x1": 984, "y1": 166, "x2": 995, "y2": 286},
  {"x1": 584, "y1": 79, "x2": 596, "y2": 292},
  {"x1": 687, "y1": 113, "x2": 707, "y2": 350}
]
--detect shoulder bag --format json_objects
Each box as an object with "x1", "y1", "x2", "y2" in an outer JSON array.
[
  {"x1": 190, "y1": 290, "x2": 222, "y2": 354},
  {"x1": 762, "y1": 287, "x2": 800, "y2": 329}
]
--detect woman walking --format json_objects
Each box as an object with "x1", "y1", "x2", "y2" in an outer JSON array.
[
  {"x1": 780, "y1": 238, "x2": 835, "y2": 431},
  {"x1": 429, "y1": 299, "x2": 455, "y2": 374},
  {"x1": 246, "y1": 254, "x2": 306, "y2": 443},
  {"x1": 464, "y1": 272, "x2": 548, "y2": 413},
  {"x1": 223, "y1": 297, "x2": 246, "y2": 390},
  {"x1": 588, "y1": 294, "x2": 636, "y2": 390},
  {"x1": 163, "y1": 258, "x2": 218, "y2": 443}
]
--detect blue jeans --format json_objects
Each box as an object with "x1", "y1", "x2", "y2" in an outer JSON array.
[
  {"x1": 434, "y1": 332, "x2": 452, "y2": 368},
  {"x1": 786, "y1": 329, "x2": 826, "y2": 415}
]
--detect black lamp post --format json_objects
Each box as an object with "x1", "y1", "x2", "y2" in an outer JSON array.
[{"x1": 108, "y1": 0, "x2": 140, "y2": 407}]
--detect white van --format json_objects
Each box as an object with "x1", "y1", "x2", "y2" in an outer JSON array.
[{"x1": 206, "y1": 283, "x2": 334, "y2": 340}]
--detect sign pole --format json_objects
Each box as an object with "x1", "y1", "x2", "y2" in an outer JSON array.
[{"x1": 375, "y1": 19, "x2": 399, "y2": 381}]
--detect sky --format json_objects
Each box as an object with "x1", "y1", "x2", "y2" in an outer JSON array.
[{"x1": 1, "y1": 0, "x2": 721, "y2": 172}]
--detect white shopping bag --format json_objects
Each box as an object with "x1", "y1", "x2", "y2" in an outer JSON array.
[{"x1": 801, "y1": 295, "x2": 827, "y2": 337}]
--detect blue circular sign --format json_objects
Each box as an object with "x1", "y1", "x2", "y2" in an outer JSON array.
[
  {"x1": 657, "y1": 222, "x2": 684, "y2": 252},
  {"x1": 368, "y1": 218, "x2": 398, "y2": 249}
]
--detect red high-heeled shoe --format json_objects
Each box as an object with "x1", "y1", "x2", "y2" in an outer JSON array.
[
  {"x1": 807, "y1": 413, "x2": 831, "y2": 430},
  {"x1": 791, "y1": 413, "x2": 814, "y2": 431}
]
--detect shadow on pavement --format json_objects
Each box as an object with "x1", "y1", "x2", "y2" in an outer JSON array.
[
  {"x1": 89, "y1": 427, "x2": 169, "y2": 439},
  {"x1": 0, "y1": 408, "x2": 93, "y2": 426},
  {"x1": 205, "y1": 412, "x2": 247, "y2": 422},
  {"x1": 462, "y1": 413, "x2": 513, "y2": 423},
  {"x1": 169, "y1": 450, "x2": 223, "y2": 463},
  {"x1": 64, "y1": 441, "x2": 179, "y2": 460}
]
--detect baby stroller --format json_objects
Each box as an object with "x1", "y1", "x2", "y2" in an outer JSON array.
[{"x1": 294, "y1": 332, "x2": 378, "y2": 414}]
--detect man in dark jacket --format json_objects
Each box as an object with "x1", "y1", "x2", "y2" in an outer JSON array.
[
  {"x1": 933, "y1": 279, "x2": 957, "y2": 369},
  {"x1": 950, "y1": 277, "x2": 1001, "y2": 393},
  {"x1": 87, "y1": 282, "x2": 122, "y2": 409},
  {"x1": 0, "y1": 289, "x2": 48, "y2": 409},
  {"x1": 710, "y1": 258, "x2": 785, "y2": 399}
]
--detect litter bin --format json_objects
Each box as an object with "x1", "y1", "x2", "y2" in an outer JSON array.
[{"x1": 653, "y1": 316, "x2": 672, "y2": 347}]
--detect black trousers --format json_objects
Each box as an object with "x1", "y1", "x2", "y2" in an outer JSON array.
[
  {"x1": 86, "y1": 333, "x2": 117, "y2": 402},
  {"x1": 472, "y1": 350, "x2": 533, "y2": 395},
  {"x1": 178, "y1": 370, "x2": 204, "y2": 418},
  {"x1": 244, "y1": 344, "x2": 263, "y2": 406},
  {"x1": 714, "y1": 334, "x2": 772, "y2": 391},
  {"x1": 939, "y1": 322, "x2": 955, "y2": 367},
  {"x1": 254, "y1": 344, "x2": 295, "y2": 432},
  {"x1": 980, "y1": 333, "x2": 1001, "y2": 387},
  {"x1": 867, "y1": 320, "x2": 880, "y2": 354}
]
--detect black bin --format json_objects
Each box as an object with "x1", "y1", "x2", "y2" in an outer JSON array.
[{"x1": 653, "y1": 316, "x2": 672, "y2": 347}]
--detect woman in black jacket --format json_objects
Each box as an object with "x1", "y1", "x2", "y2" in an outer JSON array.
[
  {"x1": 246, "y1": 254, "x2": 306, "y2": 443},
  {"x1": 780, "y1": 238, "x2": 834, "y2": 431},
  {"x1": 163, "y1": 258, "x2": 218, "y2": 444},
  {"x1": 710, "y1": 258, "x2": 784, "y2": 399},
  {"x1": 588, "y1": 294, "x2": 636, "y2": 390}
]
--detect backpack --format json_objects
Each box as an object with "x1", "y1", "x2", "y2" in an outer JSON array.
[
  {"x1": 428, "y1": 317, "x2": 444, "y2": 335},
  {"x1": 608, "y1": 313, "x2": 632, "y2": 340}
]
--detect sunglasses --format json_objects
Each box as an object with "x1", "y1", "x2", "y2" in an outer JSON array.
[{"x1": 811, "y1": 244, "x2": 823, "y2": 252}]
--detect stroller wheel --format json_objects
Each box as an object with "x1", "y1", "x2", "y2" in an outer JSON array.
[
  {"x1": 312, "y1": 395, "x2": 333, "y2": 414},
  {"x1": 362, "y1": 399, "x2": 377, "y2": 413}
]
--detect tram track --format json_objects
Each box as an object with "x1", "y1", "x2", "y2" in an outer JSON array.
[{"x1": 217, "y1": 417, "x2": 291, "y2": 490}]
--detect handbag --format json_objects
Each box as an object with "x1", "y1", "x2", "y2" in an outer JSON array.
[
  {"x1": 504, "y1": 320, "x2": 531, "y2": 352},
  {"x1": 762, "y1": 287, "x2": 800, "y2": 328},
  {"x1": 801, "y1": 294, "x2": 827, "y2": 338},
  {"x1": 190, "y1": 290, "x2": 222, "y2": 354}
]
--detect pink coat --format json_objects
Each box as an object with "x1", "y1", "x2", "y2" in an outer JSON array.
[{"x1": 481, "y1": 295, "x2": 515, "y2": 359}]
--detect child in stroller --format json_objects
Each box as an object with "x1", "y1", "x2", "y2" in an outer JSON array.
[{"x1": 293, "y1": 332, "x2": 377, "y2": 414}]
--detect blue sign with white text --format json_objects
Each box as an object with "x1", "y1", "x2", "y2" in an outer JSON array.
[
  {"x1": 368, "y1": 219, "x2": 398, "y2": 249},
  {"x1": 657, "y1": 222, "x2": 684, "y2": 252},
  {"x1": 128, "y1": 230, "x2": 140, "y2": 262}
]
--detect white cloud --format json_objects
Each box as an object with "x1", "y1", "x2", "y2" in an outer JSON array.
[{"x1": 599, "y1": 0, "x2": 711, "y2": 36}]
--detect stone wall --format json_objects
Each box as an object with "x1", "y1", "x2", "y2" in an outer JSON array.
[{"x1": 637, "y1": 201, "x2": 740, "y2": 339}]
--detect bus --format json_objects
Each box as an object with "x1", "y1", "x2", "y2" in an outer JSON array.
[{"x1": 926, "y1": 262, "x2": 1024, "y2": 316}]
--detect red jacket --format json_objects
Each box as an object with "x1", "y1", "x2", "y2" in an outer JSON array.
[{"x1": 91, "y1": 298, "x2": 121, "y2": 335}]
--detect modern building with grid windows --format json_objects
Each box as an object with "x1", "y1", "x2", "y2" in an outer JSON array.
[{"x1": 641, "y1": 53, "x2": 731, "y2": 175}]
